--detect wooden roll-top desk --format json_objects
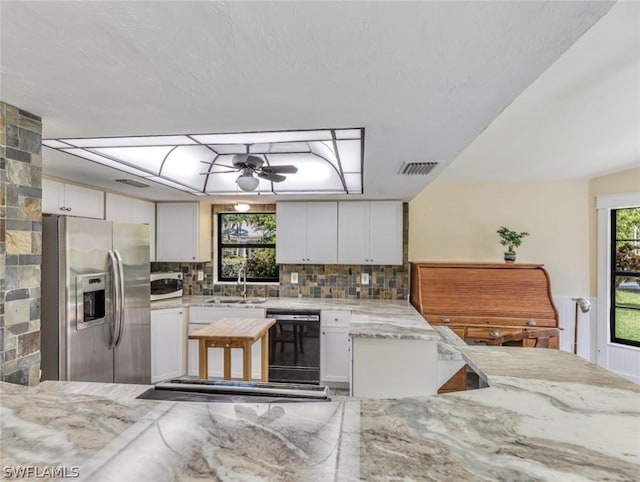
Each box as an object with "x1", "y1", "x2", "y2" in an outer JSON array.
[{"x1": 410, "y1": 262, "x2": 560, "y2": 391}]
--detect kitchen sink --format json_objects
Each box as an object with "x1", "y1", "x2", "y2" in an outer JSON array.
[{"x1": 207, "y1": 298, "x2": 268, "y2": 304}]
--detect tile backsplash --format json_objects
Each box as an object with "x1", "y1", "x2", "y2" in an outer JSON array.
[{"x1": 151, "y1": 203, "x2": 409, "y2": 300}]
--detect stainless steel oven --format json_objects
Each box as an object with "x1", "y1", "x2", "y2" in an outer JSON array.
[{"x1": 266, "y1": 309, "x2": 321, "y2": 384}]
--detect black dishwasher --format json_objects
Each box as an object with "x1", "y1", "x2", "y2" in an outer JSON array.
[{"x1": 266, "y1": 309, "x2": 321, "y2": 384}]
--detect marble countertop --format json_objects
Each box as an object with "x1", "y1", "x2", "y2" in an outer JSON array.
[
  {"x1": 152, "y1": 296, "x2": 439, "y2": 341},
  {"x1": 2, "y1": 347, "x2": 638, "y2": 481}
]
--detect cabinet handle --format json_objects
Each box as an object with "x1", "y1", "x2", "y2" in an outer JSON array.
[
  {"x1": 526, "y1": 319, "x2": 537, "y2": 326},
  {"x1": 440, "y1": 317, "x2": 451, "y2": 323},
  {"x1": 322, "y1": 331, "x2": 326, "y2": 335},
  {"x1": 490, "y1": 330, "x2": 500, "y2": 337}
]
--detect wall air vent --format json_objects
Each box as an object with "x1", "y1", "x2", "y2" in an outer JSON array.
[
  {"x1": 398, "y1": 162, "x2": 438, "y2": 176},
  {"x1": 115, "y1": 178, "x2": 150, "y2": 188}
]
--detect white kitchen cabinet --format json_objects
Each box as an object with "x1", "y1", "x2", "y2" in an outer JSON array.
[
  {"x1": 156, "y1": 202, "x2": 211, "y2": 262},
  {"x1": 338, "y1": 201, "x2": 403, "y2": 265},
  {"x1": 150, "y1": 308, "x2": 185, "y2": 383},
  {"x1": 276, "y1": 202, "x2": 337, "y2": 264},
  {"x1": 106, "y1": 193, "x2": 156, "y2": 260},
  {"x1": 42, "y1": 179, "x2": 105, "y2": 219},
  {"x1": 320, "y1": 310, "x2": 351, "y2": 385},
  {"x1": 187, "y1": 307, "x2": 265, "y2": 379}
]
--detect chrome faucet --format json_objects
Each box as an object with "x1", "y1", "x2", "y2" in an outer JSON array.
[{"x1": 237, "y1": 265, "x2": 247, "y2": 300}]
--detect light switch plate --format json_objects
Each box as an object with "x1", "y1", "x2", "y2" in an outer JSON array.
[
  {"x1": 291, "y1": 272, "x2": 298, "y2": 284},
  {"x1": 361, "y1": 273, "x2": 370, "y2": 285},
  {"x1": 197, "y1": 271, "x2": 204, "y2": 281}
]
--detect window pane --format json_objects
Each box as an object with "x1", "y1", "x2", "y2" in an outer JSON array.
[
  {"x1": 220, "y1": 247, "x2": 278, "y2": 281},
  {"x1": 612, "y1": 207, "x2": 640, "y2": 346},
  {"x1": 220, "y1": 213, "x2": 276, "y2": 244},
  {"x1": 614, "y1": 276, "x2": 640, "y2": 342}
]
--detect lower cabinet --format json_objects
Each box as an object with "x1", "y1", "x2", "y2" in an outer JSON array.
[
  {"x1": 187, "y1": 307, "x2": 265, "y2": 380},
  {"x1": 150, "y1": 308, "x2": 185, "y2": 383},
  {"x1": 320, "y1": 311, "x2": 351, "y2": 385}
]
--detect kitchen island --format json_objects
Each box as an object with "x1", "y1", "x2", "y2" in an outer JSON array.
[
  {"x1": 1, "y1": 346, "x2": 638, "y2": 481},
  {"x1": 153, "y1": 296, "x2": 441, "y2": 397}
]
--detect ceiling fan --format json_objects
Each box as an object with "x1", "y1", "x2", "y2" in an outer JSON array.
[{"x1": 202, "y1": 147, "x2": 298, "y2": 191}]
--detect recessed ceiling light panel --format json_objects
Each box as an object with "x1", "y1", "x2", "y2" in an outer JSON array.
[{"x1": 44, "y1": 128, "x2": 365, "y2": 196}]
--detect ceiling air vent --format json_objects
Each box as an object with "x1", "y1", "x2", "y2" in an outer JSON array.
[
  {"x1": 115, "y1": 179, "x2": 150, "y2": 188},
  {"x1": 398, "y1": 162, "x2": 438, "y2": 176}
]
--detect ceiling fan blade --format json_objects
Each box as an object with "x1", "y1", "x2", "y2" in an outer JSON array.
[
  {"x1": 199, "y1": 169, "x2": 239, "y2": 175},
  {"x1": 261, "y1": 165, "x2": 298, "y2": 174},
  {"x1": 232, "y1": 154, "x2": 264, "y2": 169},
  {"x1": 199, "y1": 160, "x2": 237, "y2": 169},
  {"x1": 258, "y1": 171, "x2": 286, "y2": 183}
]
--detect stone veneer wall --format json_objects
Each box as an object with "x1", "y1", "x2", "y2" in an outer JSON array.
[
  {"x1": 153, "y1": 203, "x2": 409, "y2": 300},
  {"x1": 0, "y1": 101, "x2": 43, "y2": 385}
]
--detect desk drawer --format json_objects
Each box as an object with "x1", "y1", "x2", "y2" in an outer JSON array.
[
  {"x1": 466, "y1": 327, "x2": 523, "y2": 342},
  {"x1": 426, "y1": 314, "x2": 555, "y2": 327}
]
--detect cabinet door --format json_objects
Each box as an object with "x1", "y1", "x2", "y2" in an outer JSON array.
[
  {"x1": 63, "y1": 183, "x2": 105, "y2": 219},
  {"x1": 276, "y1": 203, "x2": 307, "y2": 263},
  {"x1": 321, "y1": 328, "x2": 350, "y2": 383},
  {"x1": 305, "y1": 202, "x2": 338, "y2": 264},
  {"x1": 337, "y1": 202, "x2": 370, "y2": 264},
  {"x1": 368, "y1": 201, "x2": 403, "y2": 265},
  {"x1": 151, "y1": 309, "x2": 185, "y2": 383},
  {"x1": 42, "y1": 179, "x2": 65, "y2": 214},
  {"x1": 156, "y1": 203, "x2": 197, "y2": 261},
  {"x1": 106, "y1": 193, "x2": 156, "y2": 261},
  {"x1": 42, "y1": 179, "x2": 104, "y2": 219}
]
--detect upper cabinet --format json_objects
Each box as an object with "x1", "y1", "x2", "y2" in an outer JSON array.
[
  {"x1": 338, "y1": 201, "x2": 403, "y2": 265},
  {"x1": 156, "y1": 202, "x2": 212, "y2": 262},
  {"x1": 105, "y1": 193, "x2": 156, "y2": 261},
  {"x1": 276, "y1": 202, "x2": 338, "y2": 264},
  {"x1": 42, "y1": 179, "x2": 105, "y2": 219}
]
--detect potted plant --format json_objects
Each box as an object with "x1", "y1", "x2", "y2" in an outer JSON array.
[{"x1": 497, "y1": 226, "x2": 529, "y2": 263}]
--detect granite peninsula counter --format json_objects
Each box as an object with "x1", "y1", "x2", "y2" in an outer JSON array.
[
  {"x1": 1, "y1": 347, "x2": 638, "y2": 481},
  {"x1": 151, "y1": 296, "x2": 440, "y2": 341}
]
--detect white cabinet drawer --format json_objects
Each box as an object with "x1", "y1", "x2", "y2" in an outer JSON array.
[
  {"x1": 321, "y1": 310, "x2": 351, "y2": 328},
  {"x1": 189, "y1": 307, "x2": 265, "y2": 323}
]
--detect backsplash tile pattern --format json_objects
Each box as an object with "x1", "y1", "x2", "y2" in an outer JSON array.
[
  {"x1": 279, "y1": 203, "x2": 409, "y2": 300},
  {"x1": 152, "y1": 203, "x2": 408, "y2": 301},
  {"x1": 0, "y1": 101, "x2": 43, "y2": 386}
]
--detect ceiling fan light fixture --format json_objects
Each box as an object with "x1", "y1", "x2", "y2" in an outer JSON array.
[{"x1": 236, "y1": 173, "x2": 259, "y2": 191}]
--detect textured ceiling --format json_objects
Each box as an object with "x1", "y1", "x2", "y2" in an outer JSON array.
[
  {"x1": 0, "y1": 1, "x2": 615, "y2": 201},
  {"x1": 440, "y1": 1, "x2": 640, "y2": 183}
]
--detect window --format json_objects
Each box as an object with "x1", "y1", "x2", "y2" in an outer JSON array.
[
  {"x1": 610, "y1": 207, "x2": 640, "y2": 347},
  {"x1": 218, "y1": 212, "x2": 278, "y2": 282}
]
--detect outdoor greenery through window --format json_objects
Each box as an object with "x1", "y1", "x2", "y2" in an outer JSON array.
[
  {"x1": 611, "y1": 207, "x2": 640, "y2": 347},
  {"x1": 218, "y1": 212, "x2": 278, "y2": 282}
]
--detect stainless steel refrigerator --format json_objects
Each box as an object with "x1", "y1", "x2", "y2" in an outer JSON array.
[{"x1": 41, "y1": 215, "x2": 151, "y2": 384}]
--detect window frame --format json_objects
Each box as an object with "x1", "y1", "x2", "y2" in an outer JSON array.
[
  {"x1": 609, "y1": 207, "x2": 640, "y2": 348},
  {"x1": 217, "y1": 212, "x2": 278, "y2": 283}
]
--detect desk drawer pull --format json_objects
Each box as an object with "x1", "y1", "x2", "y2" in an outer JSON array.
[
  {"x1": 489, "y1": 330, "x2": 500, "y2": 337},
  {"x1": 441, "y1": 317, "x2": 451, "y2": 323},
  {"x1": 526, "y1": 319, "x2": 537, "y2": 326}
]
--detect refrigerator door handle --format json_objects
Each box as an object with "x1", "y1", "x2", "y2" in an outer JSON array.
[
  {"x1": 107, "y1": 249, "x2": 120, "y2": 349},
  {"x1": 114, "y1": 249, "x2": 125, "y2": 346}
]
